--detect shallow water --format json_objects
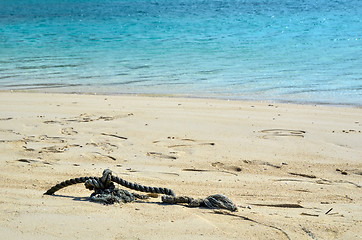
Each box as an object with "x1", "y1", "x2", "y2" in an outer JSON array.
[{"x1": 0, "y1": 0, "x2": 361, "y2": 105}]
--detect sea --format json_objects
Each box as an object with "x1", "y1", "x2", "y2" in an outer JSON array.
[{"x1": 0, "y1": 0, "x2": 361, "y2": 106}]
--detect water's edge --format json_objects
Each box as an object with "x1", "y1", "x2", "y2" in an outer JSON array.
[{"x1": 3, "y1": 89, "x2": 360, "y2": 109}]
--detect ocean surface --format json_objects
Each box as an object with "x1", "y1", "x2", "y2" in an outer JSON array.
[{"x1": 0, "y1": 0, "x2": 361, "y2": 105}]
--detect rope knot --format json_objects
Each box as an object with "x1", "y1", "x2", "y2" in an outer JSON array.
[
  {"x1": 101, "y1": 169, "x2": 112, "y2": 186},
  {"x1": 84, "y1": 169, "x2": 114, "y2": 191}
]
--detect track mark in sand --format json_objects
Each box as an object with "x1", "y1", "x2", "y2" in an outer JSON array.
[
  {"x1": 61, "y1": 127, "x2": 78, "y2": 135},
  {"x1": 275, "y1": 178, "x2": 331, "y2": 186},
  {"x1": 335, "y1": 180, "x2": 361, "y2": 188},
  {"x1": 151, "y1": 137, "x2": 214, "y2": 159},
  {"x1": 16, "y1": 158, "x2": 51, "y2": 165},
  {"x1": 147, "y1": 151, "x2": 178, "y2": 160},
  {"x1": 274, "y1": 178, "x2": 357, "y2": 189},
  {"x1": 18, "y1": 135, "x2": 73, "y2": 154},
  {"x1": 101, "y1": 133, "x2": 128, "y2": 140},
  {"x1": 64, "y1": 113, "x2": 134, "y2": 123},
  {"x1": 93, "y1": 152, "x2": 117, "y2": 161},
  {"x1": 275, "y1": 178, "x2": 313, "y2": 183},
  {"x1": 43, "y1": 120, "x2": 62, "y2": 124},
  {"x1": 242, "y1": 159, "x2": 283, "y2": 169},
  {"x1": 336, "y1": 168, "x2": 348, "y2": 175},
  {"x1": 23, "y1": 145, "x2": 35, "y2": 151},
  {"x1": 289, "y1": 172, "x2": 317, "y2": 179},
  {"x1": 158, "y1": 172, "x2": 180, "y2": 176},
  {"x1": 0, "y1": 129, "x2": 22, "y2": 143},
  {"x1": 182, "y1": 168, "x2": 211, "y2": 172},
  {"x1": 300, "y1": 213, "x2": 319, "y2": 217},
  {"x1": 183, "y1": 167, "x2": 238, "y2": 176},
  {"x1": 0, "y1": 129, "x2": 21, "y2": 135},
  {"x1": 333, "y1": 129, "x2": 362, "y2": 134},
  {"x1": 213, "y1": 210, "x2": 291, "y2": 240},
  {"x1": 211, "y1": 162, "x2": 241, "y2": 175},
  {"x1": 167, "y1": 142, "x2": 215, "y2": 148},
  {"x1": 260, "y1": 129, "x2": 305, "y2": 138},
  {"x1": 23, "y1": 135, "x2": 66, "y2": 144},
  {"x1": 250, "y1": 203, "x2": 304, "y2": 208},
  {"x1": 65, "y1": 113, "x2": 94, "y2": 123},
  {"x1": 153, "y1": 137, "x2": 215, "y2": 152},
  {"x1": 346, "y1": 169, "x2": 362, "y2": 176},
  {"x1": 0, "y1": 117, "x2": 13, "y2": 121},
  {"x1": 210, "y1": 160, "x2": 284, "y2": 175},
  {"x1": 301, "y1": 226, "x2": 318, "y2": 240}
]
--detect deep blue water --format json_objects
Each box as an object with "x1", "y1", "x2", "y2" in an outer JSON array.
[{"x1": 0, "y1": 0, "x2": 361, "y2": 105}]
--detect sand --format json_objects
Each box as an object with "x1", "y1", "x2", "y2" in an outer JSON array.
[{"x1": 0, "y1": 91, "x2": 361, "y2": 239}]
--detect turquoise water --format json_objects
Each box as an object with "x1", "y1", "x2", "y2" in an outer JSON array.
[{"x1": 1, "y1": 0, "x2": 361, "y2": 105}]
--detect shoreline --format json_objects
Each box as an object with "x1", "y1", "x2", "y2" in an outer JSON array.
[
  {"x1": 2, "y1": 89, "x2": 361, "y2": 109},
  {"x1": 0, "y1": 91, "x2": 361, "y2": 239}
]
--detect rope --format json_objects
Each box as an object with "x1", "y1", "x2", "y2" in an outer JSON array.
[
  {"x1": 161, "y1": 194, "x2": 238, "y2": 212},
  {"x1": 111, "y1": 175, "x2": 175, "y2": 196},
  {"x1": 44, "y1": 169, "x2": 237, "y2": 211},
  {"x1": 44, "y1": 176, "x2": 91, "y2": 195},
  {"x1": 44, "y1": 169, "x2": 175, "y2": 196}
]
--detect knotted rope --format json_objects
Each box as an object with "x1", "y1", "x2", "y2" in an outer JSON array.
[
  {"x1": 44, "y1": 169, "x2": 237, "y2": 211},
  {"x1": 44, "y1": 169, "x2": 175, "y2": 196}
]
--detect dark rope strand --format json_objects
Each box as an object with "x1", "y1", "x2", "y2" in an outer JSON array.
[
  {"x1": 44, "y1": 176, "x2": 92, "y2": 195},
  {"x1": 161, "y1": 194, "x2": 237, "y2": 211},
  {"x1": 161, "y1": 195, "x2": 203, "y2": 206},
  {"x1": 44, "y1": 173, "x2": 175, "y2": 196},
  {"x1": 111, "y1": 175, "x2": 175, "y2": 196}
]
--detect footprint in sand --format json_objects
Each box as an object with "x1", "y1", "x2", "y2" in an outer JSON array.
[
  {"x1": 241, "y1": 159, "x2": 283, "y2": 169},
  {"x1": 0, "y1": 129, "x2": 22, "y2": 143},
  {"x1": 260, "y1": 129, "x2": 305, "y2": 138},
  {"x1": 20, "y1": 134, "x2": 80, "y2": 154},
  {"x1": 61, "y1": 127, "x2": 78, "y2": 135},
  {"x1": 151, "y1": 137, "x2": 215, "y2": 158},
  {"x1": 211, "y1": 161, "x2": 242, "y2": 172},
  {"x1": 40, "y1": 145, "x2": 70, "y2": 153},
  {"x1": 86, "y1": 141, "x2": 118, "y2": 153},
  {"x1": 209, "y1": 160, "x2": 284, "y2": 175},
  {"x1": 23, "y1": 135, "x2": 66, "y2": 143}
]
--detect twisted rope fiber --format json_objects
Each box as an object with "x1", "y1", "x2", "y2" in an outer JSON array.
[
  {"x1": 44, "y1": 176, "x2": 92, "y2": 195},
  {"x1": 162, "y1": 194, "x2": 237, "y2": 212},
  {"x1": 111, "y1": 175, "x2": 175, "y2": 196}
]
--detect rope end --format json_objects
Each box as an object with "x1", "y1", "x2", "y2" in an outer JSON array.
[{"x1": 204, "y1": 194, "x2": 238, "y2": 212}]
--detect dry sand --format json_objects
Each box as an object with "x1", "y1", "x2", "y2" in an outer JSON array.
[{"x1": 0, "y1": 91, "x2": 361, "y2": 239}]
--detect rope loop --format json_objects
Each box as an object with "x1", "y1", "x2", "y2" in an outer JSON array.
[
  {"x1": 84, "y1": 169, "x2": 114, "y2": 191},
  {"x1": 101, "y1": 169, "x2": 112, "y2": 186}
]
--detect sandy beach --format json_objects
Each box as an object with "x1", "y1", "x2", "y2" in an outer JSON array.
[{"x1": 0, "y1": 91, "x2": 361, "y2": 239}]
